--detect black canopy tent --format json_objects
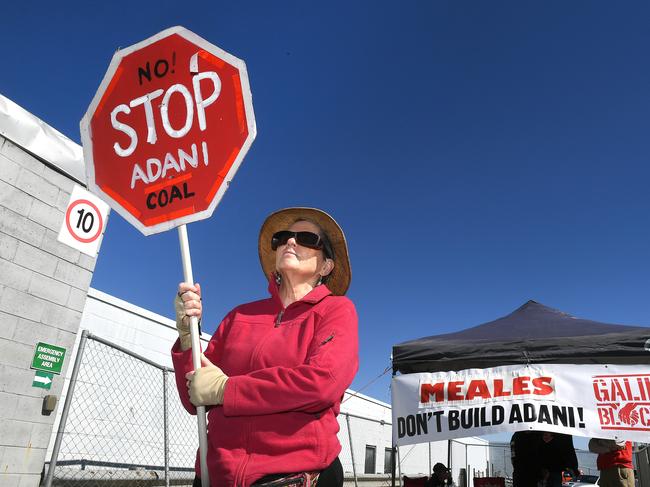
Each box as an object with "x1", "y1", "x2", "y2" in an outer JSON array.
[
  {"x1": 389, "y1": 301, "x2": 650, "y2": 487},
  {"x1": 392, "y1": 300, "x2": 650, "y2": 375}
]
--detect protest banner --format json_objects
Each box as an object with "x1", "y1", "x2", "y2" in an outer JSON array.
[{"x1": 392, "y1": 363, "x2": 650, "y2": 446}]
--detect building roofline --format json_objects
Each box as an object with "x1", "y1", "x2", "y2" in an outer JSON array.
[
  {"x1": 87, "y1": 287, "x2": 212, "y2": 341},
  {"x1": 0, "y1": 93, "x2": 86, "y2": 184}
]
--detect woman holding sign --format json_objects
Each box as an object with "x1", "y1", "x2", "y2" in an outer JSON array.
[{"x1": 172, "y1": 207, "x2": 358, "y2": 487}]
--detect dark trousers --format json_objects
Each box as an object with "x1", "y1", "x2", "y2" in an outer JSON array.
[
  {"x1": 512, "y1": 470, "x2": 539, "y2": 487},
  {"x1": 193, "y1": 457, "x2": 344, "y2": 487},
  {"x1": 546, "y1": 471, "x2": 563, "y2": 487}
]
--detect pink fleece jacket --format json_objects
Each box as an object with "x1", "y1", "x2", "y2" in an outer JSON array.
[{"x1": 171, "y1": 281, "x2": 359, "y2": 487}]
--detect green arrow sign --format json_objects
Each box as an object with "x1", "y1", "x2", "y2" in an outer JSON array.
[
  {"x1": 33, "y1": 371, "x2": 53, "y2": 389},
  {"x1": 31, "y1": 342, "x2": 66, "y2": 374}
]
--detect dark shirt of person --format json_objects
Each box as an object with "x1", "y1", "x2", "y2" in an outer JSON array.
[
  {"x1": 539, "y1": 432, "x2": 578, "y2": 487},
  {"x1": 511, "y1": 431, "x2": 543, "y2": 487},
  {"x1": 539, "y1": 432, "x2": 578, "y2": 472}
]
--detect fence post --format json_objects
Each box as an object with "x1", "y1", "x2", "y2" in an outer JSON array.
[
  {"x1": 44, "y1": 329, "x2": 90, "y2": 487},
  {"x1": 465, "y1": 443, "x2": 468, "y2": 487},
  {"x1": 345, "y1": 413, "x2": 358, "y2": 487},
  {"x1": 163, "y1": 369, "x2": 170, "y2": 487},
  {"x1": 397, "y1": 446, "x2": 402, "y2": 487},
  {"x1": 391, "y1": 445, "x2": 397, "y2": 487}
]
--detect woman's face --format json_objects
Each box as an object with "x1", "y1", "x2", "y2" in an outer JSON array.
[{"x1": 275, "y1": 220, "x2": 332, "y2": 283}]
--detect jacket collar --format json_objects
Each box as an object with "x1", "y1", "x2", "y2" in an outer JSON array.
[{"x1": 268, "y1": 276, "x2": 332, "y2": 307}]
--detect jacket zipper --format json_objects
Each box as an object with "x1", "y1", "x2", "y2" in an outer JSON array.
[
  {"x1": 274, "y1": 309, "x2": 285, "y2": 327},
  {"x1": 320, "y1": 333, "x2": 334, "y2": 346},
  {"x1": 250, "y1": 307, "x2": 287, "y2": 367},
  {"x1": 235, "y1": 422, "x2": 252, "y2": 486}
]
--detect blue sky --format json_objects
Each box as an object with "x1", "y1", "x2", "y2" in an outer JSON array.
[{"x1": 2, "y1": 0, "x2": 650, "y2": 419}]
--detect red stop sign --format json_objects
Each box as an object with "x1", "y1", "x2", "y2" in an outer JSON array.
[{"x1": 81, "y1": 27, "x2": 256, "y2": 235}]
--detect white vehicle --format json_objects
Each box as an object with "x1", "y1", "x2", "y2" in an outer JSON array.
[{"x1": 569, "y1": 474, "x2": 599, "y2": 487}]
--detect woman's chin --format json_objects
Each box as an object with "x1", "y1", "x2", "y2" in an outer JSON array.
[
  {"x1": 277, "y1": 265, "x2": 300, "y2": 276},
  {"x1": 277, "y1": 256, "x2": 304, "y2": 272}
]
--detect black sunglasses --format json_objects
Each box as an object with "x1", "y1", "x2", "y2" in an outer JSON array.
[{"x1": 271, "y1": 231, "x2": 323, "y2": 251}]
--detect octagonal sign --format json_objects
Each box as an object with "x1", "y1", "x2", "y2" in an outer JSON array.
[{"x1": 80, "y1": 26, "x2": 256, "y2": 235}]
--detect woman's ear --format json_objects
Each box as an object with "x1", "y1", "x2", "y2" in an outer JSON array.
[{"x1": 320, "y1": 258, "x2": 335, "y2": 277}]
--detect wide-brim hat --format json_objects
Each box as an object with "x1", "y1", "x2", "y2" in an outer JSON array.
[{"x1": 258, "y1": 207, "x2": 351, "y2": 296}]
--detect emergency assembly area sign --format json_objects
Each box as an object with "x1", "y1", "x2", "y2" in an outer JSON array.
[
  {"x1": 31, "y1": 342, "x2": 67, "y2": 375},
  {"x1": 57, "y1": 185, "x2": 110, "y2": 256},
  {"x1": 80, "y1": 26, "x2": 256, "y2": 235},
  {"x1": 391, "y1": 363, "x2": 650, "y2": 445}
]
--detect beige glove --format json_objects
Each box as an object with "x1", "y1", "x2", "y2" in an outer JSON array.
[
  {"x1": 174, "y1": 283, "x2": 202, "y2": 350},
  {"x1": 186, "y1": 355, "x2": 229, "y2": 406}
]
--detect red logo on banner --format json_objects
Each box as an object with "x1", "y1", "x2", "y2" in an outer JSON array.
[
  {"x1": 420, "y1": 374, "x2": 555, "y2": 406},
  {"x1": 592, "y1": 374, "x2": 650, "y2": 431}
]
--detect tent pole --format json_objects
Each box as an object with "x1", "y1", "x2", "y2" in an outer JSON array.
[
  {"x1": 465, "y1": 443, "x2": 468, "y2": 487},
  {"x1": 397, "y1": 447, "x2": 402, "y2": 486},
  {"x1": 391, "y1": 444, "x2": 397, "y2": 487},
  {"x1": 391, "y1": 367, "x2": 396, "y2": 487}
]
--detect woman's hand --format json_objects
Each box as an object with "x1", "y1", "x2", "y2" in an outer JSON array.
[
  {"x1": 174, "y1": 282, "x2": 202, "y2": 350},
  {"x1": 186, "y1": 354, "x2": 229, "y2": 406}
]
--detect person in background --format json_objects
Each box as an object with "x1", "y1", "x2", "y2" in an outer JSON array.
[
  {"x1": 511, "y1": 430, "x2": 543, "y2": 487},
  {"x1": 173, "y1": 207, "x2": 358, "y2": 487},
  {"x1": 588, "y1": 439, "x2": 634, "y2": 487},
  {"x1": 426, "y1": 463, "x2": 452, "y2": 487},
  {"x1": 539, "y1": 432, "x2": 579, "y2": 487}
]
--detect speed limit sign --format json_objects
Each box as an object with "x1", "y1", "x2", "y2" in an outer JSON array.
[{"x1": 57, "y1": 185, "x2": 110, "y2": 256}]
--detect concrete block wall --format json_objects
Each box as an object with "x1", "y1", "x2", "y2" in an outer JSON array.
[{"x1": 0, "y1": 135, "x2": 97, "y2": 487}]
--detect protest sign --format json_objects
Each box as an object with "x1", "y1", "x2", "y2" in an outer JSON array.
[
  {"x1": 80, "y1": 26, "x2": 256, "y2": 235},
  {"x1": 392, "y1": 363, "x2": 650, "y2": 446}
]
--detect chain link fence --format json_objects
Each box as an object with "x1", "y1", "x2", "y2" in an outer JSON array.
[
  {"x1": 41, "y1": 331, "x2": 611, "y2": 487},
  {"x1": 454, "y1": 441, "x2": 599, "y2": 485},
  {"x1": 44, "y1": 331, "x2": 197, "y2": 486}
]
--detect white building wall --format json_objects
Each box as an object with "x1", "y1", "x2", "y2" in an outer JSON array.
[
  {"x1": 78, "y1": 287, "x2": 210, "y2": 367},
  {"x1": 0, "y1": 94, "x2": 99, "y2": 487}
]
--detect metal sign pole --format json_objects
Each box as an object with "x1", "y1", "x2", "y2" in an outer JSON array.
[
  {"x1": 178, "y1": 224, "x2": 210, "y2": 487},
  {"x1": 345, "y1": 414, "x2": 358, "y2": 487},
  {"x1": 44, "y1": 330, "x2": 89, "y2": 487}
]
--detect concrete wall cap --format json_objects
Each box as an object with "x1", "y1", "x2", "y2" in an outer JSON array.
[{"x1": 0, "y1": 94, "x2": 85, "y2": 184}]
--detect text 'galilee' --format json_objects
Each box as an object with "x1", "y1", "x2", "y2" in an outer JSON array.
[
  {"x1": 109, "y1": 69, "x2": 221, "y2": 209},
  {"x1": 593, "y1": 374, "x2": 650, "y2": 431}
]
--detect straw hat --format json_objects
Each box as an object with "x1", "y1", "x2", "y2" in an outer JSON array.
[{"x1": 258, "y1": 207, "x2": 351, "y2": 296}]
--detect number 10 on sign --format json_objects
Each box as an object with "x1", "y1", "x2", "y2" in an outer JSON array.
[
  {"x1": 73, "y1": 206, "x2": 97, "y2": 236},
  {"x1": 58, "y1": 185, "x2": 110, "y2": 256}
]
